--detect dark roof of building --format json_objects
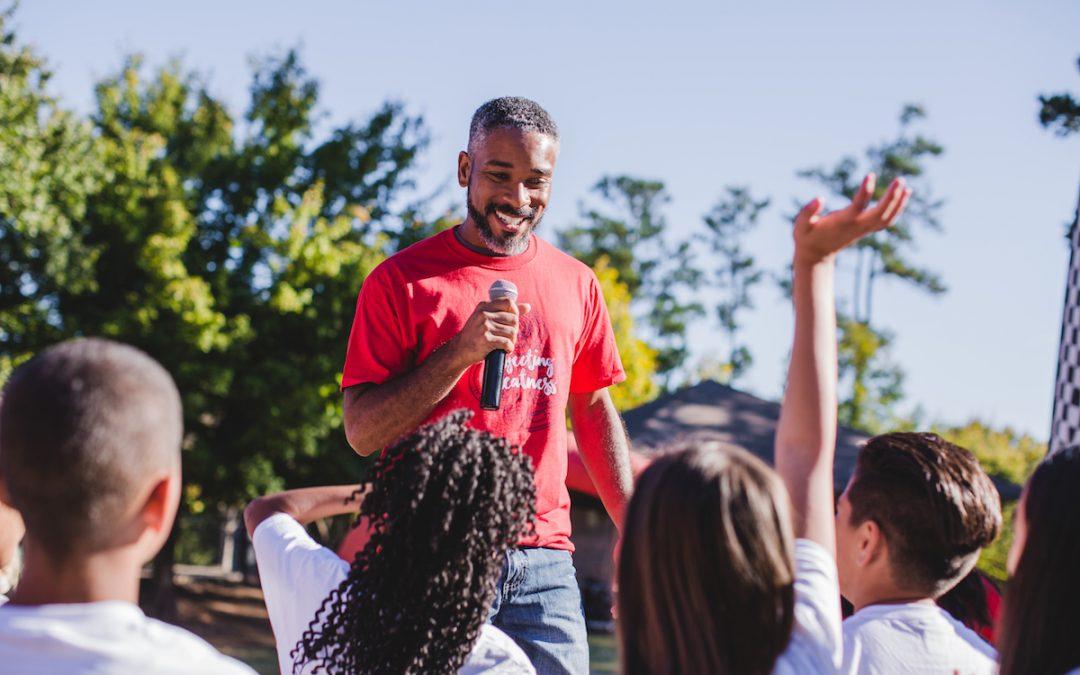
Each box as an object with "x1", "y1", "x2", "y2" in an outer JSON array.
[
  {"x1": 621, "y1": 379, "x2": 866, "y2": 487},
  {"x1": 617, "y1": 379, "x2": 1022, "y2": 500}
]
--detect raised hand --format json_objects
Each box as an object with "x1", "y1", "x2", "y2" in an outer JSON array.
[{"x1": 793, "y1": 173, "x2": 912, "y2": 266}]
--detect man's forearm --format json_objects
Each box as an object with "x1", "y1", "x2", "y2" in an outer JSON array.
[
  {"x1": 775, "y1": 258, "x2": 838, "y2": 546},
  {"x1": 569, "y1": 389, "x2": 633, "y2": 531},
  {"x1": 244, "y1": 485, "x2": 363, "y2": 538},
  {"x1": 344, "y1": 343, "x2": 470, "y2": 456}
]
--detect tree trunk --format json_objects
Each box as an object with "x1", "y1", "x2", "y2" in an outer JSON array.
[
  {"x1": 853, "y1": 248, "x2": 864, "y2": 322},
  {"x1": 866, "y1": 262, "x2": 878, "y2": 328}
]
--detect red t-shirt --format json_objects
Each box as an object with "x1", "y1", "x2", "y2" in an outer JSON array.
[{"x1": 341, "y1": 227, "x2": 625, "y2": 551}]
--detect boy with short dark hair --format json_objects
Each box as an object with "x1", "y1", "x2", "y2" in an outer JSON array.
[
  {"x1": 0, "y1": 338, "x2": 253, "y2": 674},
  {"x1": 836, "y1": 431, "x2": 1002, "y2": 674}
]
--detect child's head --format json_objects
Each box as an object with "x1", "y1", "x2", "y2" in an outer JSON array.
[
  {"x1": 294, "y1": 410, "x2": 536, "y2": 675},
  {"x1": 998, "y1": 446, "x2": 1080, "y2": 675},
  {"x1": 617, "y1": 444, "x2": 796, "y2": 675},
  {"x1": 0, "y1": 339, "x2": 183, "y2": 566},
  {"x1": 835, "y1": 432, "x2": 1000, "y2": 609}
]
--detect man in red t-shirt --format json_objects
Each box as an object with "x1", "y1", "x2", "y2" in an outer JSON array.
[{"x1": 341, "y1": 97, "x2": 632, "y2": 674}]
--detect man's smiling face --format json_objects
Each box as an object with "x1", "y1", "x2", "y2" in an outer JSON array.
[{"x1": 458, "y1": 126, "x2": 559, "y2": 255}]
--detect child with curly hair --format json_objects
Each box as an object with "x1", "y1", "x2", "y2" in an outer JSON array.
[{"x1": 246, "y1": 410, "x2": 537, "y2": 674}]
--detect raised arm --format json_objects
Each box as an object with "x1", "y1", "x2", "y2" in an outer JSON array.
[
  {"x1": 569, "y1": 388, "x2": 633, "y2": 531},
  {"x1": 775, "y1": 174, "x2": 911, "y2": 549},
  {"x1": 244, "y1": 485, "x2": 367, "y2": 538},
  {"x1": 344, "y1": 296, "x2": 531, "y2": 456}
]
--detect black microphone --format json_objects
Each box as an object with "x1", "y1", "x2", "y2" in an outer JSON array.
[{"x1": 480, "y1": 280, "x2": 518, "y2": 411}]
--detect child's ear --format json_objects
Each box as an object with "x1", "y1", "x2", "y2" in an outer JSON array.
[
  {"x1": 141, "y1": 472, "x2": 179, "y2": 535},
  {"x1": 856, "y1": 519, "x2": 884, "y2": 567}
]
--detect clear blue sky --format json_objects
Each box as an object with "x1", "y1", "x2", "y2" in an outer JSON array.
[{"x1": 18, "y1": 0, "x2": 1080, "y2": 438}]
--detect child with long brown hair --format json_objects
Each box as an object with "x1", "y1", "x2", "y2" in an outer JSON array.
[
  {"x1": 997, "y1": 445, "x2": 1080, "y2": 675},
  {"x1": 617, "y1": 175, "x2": 912, "y2": 674}
]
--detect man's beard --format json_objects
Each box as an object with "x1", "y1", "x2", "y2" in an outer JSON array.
[{"x1": 466, "y1": 186, "x2": 542, "y2": 256}]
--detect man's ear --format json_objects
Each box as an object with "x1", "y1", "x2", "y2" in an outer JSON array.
[
  {"x1": 856, "y1": 519, "x2": 886, "y2": 568},
  {"x1": 458, "y1": 151, "x2": 471, "y2": 187}
]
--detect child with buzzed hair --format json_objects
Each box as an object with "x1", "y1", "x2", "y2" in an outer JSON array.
[
  {"x1": 0, "y1": 338, "x2": 253, "y2": 674},
  {"x1": 835, "y1": 431, "x2": 1002, "y2": 674}
]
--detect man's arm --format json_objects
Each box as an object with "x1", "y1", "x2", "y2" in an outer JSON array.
[
  {"x1": 244, "y1": 485, "x2": 366, "y2": 538},
  {"x1": 569, "y1": 388, "x2": 633, "y2": 531},
  {"x1": 344, "y1": 297, "x2": 531, "y2": 456},
  {"x1": 343, "y1": 346, "x2": 472, "y2": 457},
  {"x1": 775, "y1": 174, "x2": 911, "y2": 549}
]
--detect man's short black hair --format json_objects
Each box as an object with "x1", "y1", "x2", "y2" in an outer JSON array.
[
  {"x1": 846, "y1": 432, "x2": 1002, "y2": 597},
  {"x1": 0, "y1": 338, "x2": 182, "y2": 560},
  {"x1": 468, "y1": 97, "x2": 559, "y2": 150}
]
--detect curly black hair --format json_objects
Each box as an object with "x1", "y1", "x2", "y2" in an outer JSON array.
[{"x1": 292, "y1": 410, "x2": 537, "y2": 674}]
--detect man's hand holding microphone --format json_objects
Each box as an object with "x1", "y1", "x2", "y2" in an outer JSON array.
[{"x1": 446, "y1": 280, "x2": 530, "y2": 410}]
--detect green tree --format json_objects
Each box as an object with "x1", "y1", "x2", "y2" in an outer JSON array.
[
  {"x1": 933, "y1": 420, "x2": 1046, "y2": 583},
  {"x1": 798, "y1": 104, "x2": 946, "y2": 429},
  {"x1": 1038, "y1": 55, "x2": 1080, "y2": 137},
  {"x1": 1037, "y1": 53, "x2": 1080, "y2": 258},
  {"x1": 0, "y1": 17, "x2": 428, "y2": 611},
  {"x1": 699, "y1": 187, "x2": 769, "y2": 383},
  {"x1": 96, "y1": 53, "x2": 424, "y2": 601},
  {"x1": 559, "y1": 176, "x2": 703, "y2": 387},
  {"x1": 836, "y1": 318, "x2": 904, "y2": 433},
  {"x1": 978, "y1": 501, "x2": 1016, "y2": 586},
  {"x1": 935, "y1": 420, "x2": 1045, "y2": 488},
  {"x1": 800, "y1": 105, "x2": 946, "y2": 322},
  {"x1": 392, "y1": 204, "x2": 457, "y2": 252},
  {"x1": 0, "y1": 9, "x2": 106, "y2": 380},
  {"x1": 592, "y1": 256, "x2": 659, "y2": 410}
]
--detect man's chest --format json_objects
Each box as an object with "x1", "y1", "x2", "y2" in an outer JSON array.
[{"x1": 405, "y1": 272, "x2": 588, "y2": 364}]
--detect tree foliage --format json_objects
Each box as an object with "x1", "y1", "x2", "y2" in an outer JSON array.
[
  {"x1": 799, "y1": 104, "x2": 946, "y2": 324},
  {"x1": 978, "y1": 501, "x2": 1015, "y2": 585},
  {"x1": 836, "y1": 317, "x2": 904, "y2": 433},
  {"x1": 0, "y1": 11, "x2": 105, "y2": 380},
  {"x1": 798, "y1": 105, "x2": 946, "y2": 430},
  {"x1": 560, "y1": 176, "x2": 703, "y2": 386},
  {"x1": 592, "y1": 256, "x2": 659, "y2": 410},
  {"x1": 700, "y1": 186, "x2": 768, "y2": 383},
  {"x1": 933, "y1": 420, "x2": 1046, "y2": 584},
  {"x1": 0, "y1": 14, "x2": 431, "y2": 596},
  {"x1": 81, "y1": 51, "x2": 426, "y2": 504},
  {"x1": 1038, "y1": 55, "x2": 1080, "y2": 138},
  {"x1": 935, "y1": 419, "x2": 1045, "y2": 488}
]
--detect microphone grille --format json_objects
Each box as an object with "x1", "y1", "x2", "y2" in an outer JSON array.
[{"x1": 488, "y1": 279, "x2": 518, "y2": 302}]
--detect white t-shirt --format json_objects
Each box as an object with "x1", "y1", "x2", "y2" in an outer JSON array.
[
  {"x1": 0, "y1": 600, "x2": 254, "y2": 674},
  {"x1": 842, "y1": 601, "x2": 997, "y2": 674},
  {"x1": 252, "y1": 513, "x2": 535, "y2": 675},
  {"x1": 772, "y1": 539, "x2": 844, "y2": 674}
]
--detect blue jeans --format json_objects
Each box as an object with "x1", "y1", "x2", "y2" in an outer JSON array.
[{"x1": 487, "y1": 548, "x2": 589, "y2": 675}]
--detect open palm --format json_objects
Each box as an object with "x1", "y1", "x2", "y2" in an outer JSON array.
[{"x1": 793, "y1": 173, "x2": 912, "y2": 265}]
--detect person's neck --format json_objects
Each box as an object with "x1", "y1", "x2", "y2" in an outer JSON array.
[
  {"x1": 852, "y1": 586, "x2": 937, "y2": 613},
  {"x1": 10, "y1": 540, "x2": 143, "y2": 606}
]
